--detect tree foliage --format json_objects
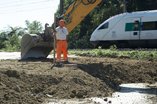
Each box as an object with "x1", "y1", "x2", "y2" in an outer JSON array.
[
  {"x1": 0, "y1": 20, "x2": 43, "y2": 51},
  {"x1": 0, "y1": 26, "x2": 26, "y2": 51},
  {"x1": 25, "y1": 20, "x2": 43, "y2": 34}
]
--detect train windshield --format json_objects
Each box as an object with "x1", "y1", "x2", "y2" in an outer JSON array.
[{"x1": 98, "y1": 22, "x2": 109, "y2": 30}]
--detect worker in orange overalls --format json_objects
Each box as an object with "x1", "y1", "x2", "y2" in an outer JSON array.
[{"x1": 55, "y1": 19, "x2": 69, "y2": 65}]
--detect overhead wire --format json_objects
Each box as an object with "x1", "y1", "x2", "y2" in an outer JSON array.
[
  {"x1": 0, "y1": 6, "x2": 53, "y2": 15},
  {"x1": 0, "y1": 0, "x2": 50, "y2": 7},
  {"x1": 0, "y1": 0, "x2": 51, "y2": 9},
  {"x1": 0, "y1": 0, "x2": 23, "y2": 5},
  {"x1": 0, "y1": 0, "x2": 53, "y2": 14},
  {"x1": 0, "y1": 0, "x2": 56, "y2": 30}
]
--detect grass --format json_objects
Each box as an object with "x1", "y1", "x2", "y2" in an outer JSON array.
[
  {"x1": 69, "y1": 48, "x2": 157, "y2": 61},
  {"x1": 1, "y1": 46, "x2": 157, "y2": 61}
]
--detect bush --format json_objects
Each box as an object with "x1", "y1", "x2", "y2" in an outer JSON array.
[
  {"x1": 68, "y1": 35, "x2": 93, "y2": 49},
  {"x1": 2, "y1": 35, "x2": 21, "y2": 51}
]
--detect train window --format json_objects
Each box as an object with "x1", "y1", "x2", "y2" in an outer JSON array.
[
  {"x1": 133, "y1": 21, "x2": 140, "y2": 31},
  {"x1": 142, "y1": 21, "x2": 157, "y2": 30},
  {"x1": 125, "y1": 21, "x2": 140, "y2": 31},
  {"x1": 125, "y1": 23, "x2": 134, "y2": 31},
  {"x1": 98, "y1": 22, "x2": 109, "y2": 30}
]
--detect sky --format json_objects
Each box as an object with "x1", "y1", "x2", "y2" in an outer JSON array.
[{"x1": 0, "y1": 0, "x2": 60, "y2": 30}]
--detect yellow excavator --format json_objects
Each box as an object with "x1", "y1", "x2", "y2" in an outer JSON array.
[{"x1": 21, "y1": 0, "x2": 103, "y2": 59}]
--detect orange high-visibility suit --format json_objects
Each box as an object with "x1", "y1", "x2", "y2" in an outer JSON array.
[{"x1": 55, "y1": 20, "x2": 69, "y2": 62}]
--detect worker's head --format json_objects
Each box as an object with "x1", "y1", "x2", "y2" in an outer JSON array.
[{"x1": 59, "y1": 19, "x2": 65, "y2": 27}]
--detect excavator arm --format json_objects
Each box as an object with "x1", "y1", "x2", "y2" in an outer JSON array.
[
  {"x1": 64, "y1": 0, "x2": 102, "y2": 32},
  {"x1": 21, "y1": 0, "x2": 103, "y2": 59}
]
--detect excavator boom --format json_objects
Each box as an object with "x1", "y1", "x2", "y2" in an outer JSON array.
[{"x1": 64, "y1": 0, "x2": 102, "y2": 32}]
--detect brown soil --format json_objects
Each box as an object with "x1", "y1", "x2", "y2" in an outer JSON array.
[{"x1": 0, "y1": 57, "x2": 157, "y2": 104}]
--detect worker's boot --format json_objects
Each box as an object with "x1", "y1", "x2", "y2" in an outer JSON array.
[
  {"x1": 55, "y1": 62, "x2": 63, "y2": 67},
  {"x1": 63, "y1": 60, "x2": 70, "y2": 64}
]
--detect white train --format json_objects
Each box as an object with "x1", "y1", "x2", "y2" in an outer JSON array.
[{"x1": 90, "y1": 10, "x2": 157, "y2": 48}]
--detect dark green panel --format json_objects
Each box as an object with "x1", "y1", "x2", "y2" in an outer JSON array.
[{"x1": 125, "y1": 23, "x2": 134, "y2": 31}]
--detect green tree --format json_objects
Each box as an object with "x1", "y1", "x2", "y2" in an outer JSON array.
[
  {"x1": 25, "y1": 20, "x2": 43, "y2": 34},
  {"x1": 0, "y1": 31, "x2": 7, "y2": 49},
  {"x1": 126, "y1": 0, "x2": 157, "y2": 12},
  {"x1": 0, "y1": 26, "x2": 27, "y2": 51},
  {"x1": 0, "y1": 20, "x2": 43, "y2": 51}
]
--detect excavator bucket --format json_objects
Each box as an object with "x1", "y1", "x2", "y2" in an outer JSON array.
[
  {"x1": 21, "y1": 34, "x2": 53, "y2": 59},
  {"x1": 21, "y1": 31, "x2": 54, "y2": 60}
]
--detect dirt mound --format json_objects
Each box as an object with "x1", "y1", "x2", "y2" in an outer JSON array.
[
  {"x1": 0, "y1": 57, "x2": 157, "y2": 104},
  {"x1": 43, "y1": 68, "x2": 111, "y2": 99},
  {"x1": 0, "y1": 69, "x2": 62, "y2": 104}
]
